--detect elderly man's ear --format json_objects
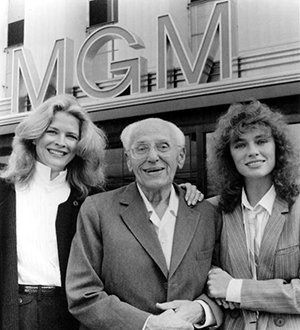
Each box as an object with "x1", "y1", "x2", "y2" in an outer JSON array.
[
  {"x1": 177, "y1": 147, "x2": 186, "y2": 169},
  {"x1": 125, "y1": 152, "x2": 133, "y2": 172}
]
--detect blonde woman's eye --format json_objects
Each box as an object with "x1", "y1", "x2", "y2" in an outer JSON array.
[
  {"x1": 46, "y1": 129, "x2": 57, "y2": 135},
  {"x1": 68, "y1": 134, "x2": 79, "y2": 141}
]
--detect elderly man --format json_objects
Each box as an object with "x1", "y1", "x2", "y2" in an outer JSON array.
[{"x1": 66, "y1": 118, "x2": 222, "y2": 330}]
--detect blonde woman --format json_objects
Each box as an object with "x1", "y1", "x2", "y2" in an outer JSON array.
[{"x1": 0, "y1": 94, "x2": 106, "y2": 330}]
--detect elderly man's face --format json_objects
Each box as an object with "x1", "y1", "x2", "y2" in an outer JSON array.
[{"x1": 126, "y1": 122, "x2": 186, "y2": 193}]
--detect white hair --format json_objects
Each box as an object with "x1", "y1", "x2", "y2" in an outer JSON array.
[{"x1": 120, "y1": 118, "x2": 185, "y2": 150}]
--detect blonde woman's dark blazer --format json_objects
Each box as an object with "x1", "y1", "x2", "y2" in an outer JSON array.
[
  {"x1": 0, "y1": 179, "x2": 82, "y2": 330},
  {"x1": 209, "y1": 195, "x2": 300, "y2": 330},
  {"x1": 66, "y1": 182, "x2": 223, "y2": 330}
]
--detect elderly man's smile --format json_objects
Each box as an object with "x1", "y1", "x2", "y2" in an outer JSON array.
[{"x1": 143, "y1": 166, "x2": 165, "y2": 175}]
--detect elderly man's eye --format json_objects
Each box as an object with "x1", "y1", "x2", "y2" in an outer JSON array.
[
  {"x1": 136, "y1": 144, "x2": 149, "y2": 154},
  {"x1": 156, "y1": 142, "x2": 171, "y2": 152}
]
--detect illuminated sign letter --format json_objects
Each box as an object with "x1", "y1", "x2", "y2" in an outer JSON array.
[
  {"x1": 11, "y1": 38, "x2": 74, "y2": 112},
  {"x1": 157, "y1": 0, "x2": 231, "y2": 89},
  {"x1": 76, "y1": 26, "x2": 147, "y2": 99}
]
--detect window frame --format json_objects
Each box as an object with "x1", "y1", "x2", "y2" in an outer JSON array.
[{"x1": 89, "y1": 0, "x2": 118, "y2": 28}]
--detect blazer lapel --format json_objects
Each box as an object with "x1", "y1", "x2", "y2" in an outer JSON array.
[
  {"x1": 119, "y1": 183, "x2": 169, "y2": 278},
  {"x1": 224, "y1": 206, "x2": 253, "y2": 279},
  {"x1": 257, "y1": 198, "x2": 288, "y2": 280},
  {"x1": 168, "y1": 188, "x2": 200, "y2": 278}
]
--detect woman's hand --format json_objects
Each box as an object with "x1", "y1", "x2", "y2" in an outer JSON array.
[
  {"x1": 207, "y1": 268, "x2": 233, "y2": 299},
  {"x1": 179, "y1": 183, "x2": 204, "y2": 206}
]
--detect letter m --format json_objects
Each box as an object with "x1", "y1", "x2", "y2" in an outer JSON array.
[
  {"x1": 157, "y1": 0, "x2": 231, "y2": 89},
  {"x1": 11, "y1": 38, "x2": 74, "y2": 113}
]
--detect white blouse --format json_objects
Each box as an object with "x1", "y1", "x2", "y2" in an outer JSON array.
[{"x1": 16, "y1": 161, "x2": 70, "y2": 286}]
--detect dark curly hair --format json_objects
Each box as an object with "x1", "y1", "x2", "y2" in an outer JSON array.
[{"x1": 208, "y1": 98, "x2": 300, "y2": 213}]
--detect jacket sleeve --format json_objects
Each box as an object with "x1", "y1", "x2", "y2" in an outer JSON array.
[
  {"x1": 198, "y1": 201, "x2": 223, "y2": 328},
  {"x1": 65, "y1": 197, "x2": 150, "y2": 330},
  {"x1": 198, "y1": 293, "x2": 223, "y2": 328},
  {"x1": 241, "y1": 196, "x2": 300, "y2": 315},
  {"x1": 241, "y1": 277, "x2": 300, "y2": 314}
]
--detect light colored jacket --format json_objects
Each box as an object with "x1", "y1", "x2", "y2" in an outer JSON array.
[{"x1": 209, "y1": 195, "x2": 300, "y2": 330}]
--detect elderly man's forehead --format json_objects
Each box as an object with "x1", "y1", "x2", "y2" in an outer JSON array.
[{"x1": 131, "y1": 121, "x2": 172, "y2": 142}]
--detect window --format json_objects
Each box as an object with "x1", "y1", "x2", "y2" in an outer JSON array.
[
  {"x1": 289, "y1": 123, "x2": 300, "y2": 154},
  {"x1": 205, "y1": 131, "x2": 215, "y2": 197},
  {"x1": 89, "y1": 0, "x2": 118, "y2": 27},
  {"x1": 5, "y1": 0, "x2": 25, "y2": 99},
  {"x1": 190, "y1": 0, "x2": 207, "y2": 2},
  {"x1": 0, "y1": 135, "x2": 13, "y2": 167},
  {"x1": 189, "y1": 0, "x2": 216, "y2": 53},
  {"x1": 7, "y1": 0, "x2": 24, "y2": 47},
  {"x1": 7, "y1": 20, "x2": 24, "y2": 47},
  {"x1": 176, "y1": 132, "x2": 198, "y2": 185},
  {"x1": 104, "y1": 143, "x2": 133, "y2": 191},
  {"x1": 87, "y1": 0, "x2": 119, "y2": 83}
]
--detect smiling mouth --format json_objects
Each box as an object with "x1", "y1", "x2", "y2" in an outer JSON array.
[
  {"x1": 143, "y1": 167, "x2": 164, "y2": 174},
  {"x1": 246, "y1": 160, "x2": 265, "y2": 167},
  {"x1": 48, "y1": 149, "x2": 67, "y2": 157}
]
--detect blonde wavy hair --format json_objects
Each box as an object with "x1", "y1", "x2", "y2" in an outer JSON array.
[{"x1": 1, "y1": 94, "x2": 107, "y2": 199}]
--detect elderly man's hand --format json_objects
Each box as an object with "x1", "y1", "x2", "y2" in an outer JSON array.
[
  {"x1": 156, "y1": 300, "x2": 204, "y2": 325},
  {"x1": 145, "y1": 309, "x2": 194, "y2": 330},
  {"x1": 214, "y1": 298, "x2": 240, "y2": 310}
]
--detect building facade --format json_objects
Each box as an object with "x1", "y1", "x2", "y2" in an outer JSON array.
[{"x1": 0, "y1": 0, "x2": 299, "y2": 194}]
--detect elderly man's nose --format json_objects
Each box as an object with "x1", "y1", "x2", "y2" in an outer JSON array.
[{"x1": 147, "y1": 147, "x2": 159, "y2": 161}]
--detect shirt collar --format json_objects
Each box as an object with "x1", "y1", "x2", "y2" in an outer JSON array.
[
  {"x1": 35, "y1": 161, "x2": 67, "y2": 185},
  {"x1": 242, "y1": 185, "x2": 276, "y2": 215},
  {"x1": 137, "y1": 183, "x2": 179, "y2": 217}
]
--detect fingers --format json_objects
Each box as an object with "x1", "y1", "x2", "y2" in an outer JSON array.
[
  {"x1": 179, "y1": 183, "x2": 204, "y2": 206},
  {"x1": 187, "y1": 190, "x2": 204, "y2": 206},
  {"x1": 215, "y1": 298, "x2": 223, "y2": 306},
  {"x1": 145, "y1": 309, "x2": 194, "y2": 330},
  {"x1": 198, "y1": 191, "x2": 204, "y2": 202},
  {"x1": 208, "y1": 267, "x2": 223, "y2": 276},
  {"x1": 214, "y1": 298, "x2": 238, "y2": 310},
  {"x1": 156, "y1": 300, "x2": 190, "y2": 312},
  {"x1": 228, "y1": 302, "x2": 237, "y2": 310},
  {"x1": 221, "y1": 300, "x2": 230, "y2": 309},
  {"x1": 156, "y1": 301, "x2": 179, "y2": 310}
]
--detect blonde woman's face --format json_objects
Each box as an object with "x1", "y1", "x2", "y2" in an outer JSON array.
[{"x1": 35, "y1": 112, "x2": 80, "y2": 180}]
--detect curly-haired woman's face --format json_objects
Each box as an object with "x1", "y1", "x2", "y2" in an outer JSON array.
[
  {"x1": 229, "y1": 126, "x2": 275, "y2": 185},
  {"x1": 34, "y1": 111, "x2": 80, "y2": 180}
]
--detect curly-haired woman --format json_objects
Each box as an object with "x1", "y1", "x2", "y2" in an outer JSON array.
[{"x1": 207, "y1": 99, "x2": 300, "y2": 330}]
